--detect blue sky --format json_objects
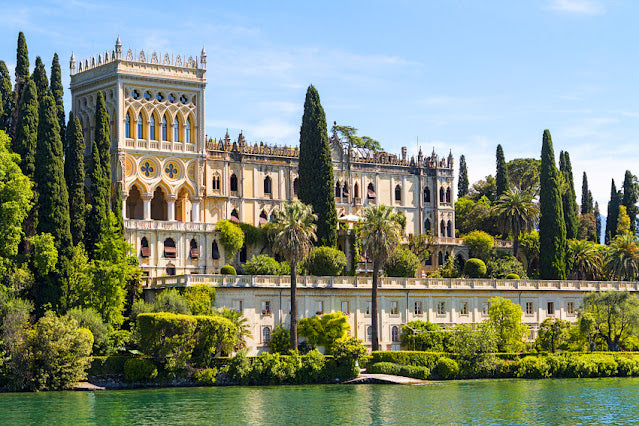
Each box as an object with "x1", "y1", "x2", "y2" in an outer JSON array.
[{"x1": 1, "y1": 0, "x2": 637, "y2": 209}]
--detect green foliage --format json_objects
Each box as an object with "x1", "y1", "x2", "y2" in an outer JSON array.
[
  {"x1": 153, "y1": 289, "x2": 191, "y2": 315},
  {"x1": 88, "y1": 355, "x2": 130, "y2": 376},
  {"x1": 385, "y1": 247, "x2": 420, "y2": 277},
  {"x1": 455, "y1": 196, "x2": 499, "y2": 236},
  {"x1": 580, "y1": 291, "x2": 639, "y2": 351},
  {"x1": 436, "y1": 254, "x2": 459, "y2": 278},
  {"x1": 182, "y1": 285, "x2": 215, "y2": 315},
  {"x1": 332, "y1": 336, "x2": 366, "y2": 365},
  {"x1": 31, "y1": 57, "x2": 48, "y2": 101},
  {"x1": 220, "y1": 265, "x2": 236, "y2": 275},
  {"x1": 621, "y1": 170, "x2": 638, "y2": 232},
  {"x1": 516, "y1": 355, "x2": 550, "y2": 378},
  {"x1": 370, "y1": 351, "x2": 442, "y2": 368},
  {"x1": 507, "y1": 158, "x2": 540, "y2": 196},
  {"x1": 559, "y1": 151, "x2": 579, "y2": 240},
  {"x1": 463, "y1": 258, "x2": 487, "y2": 278},
  {"x1": 302, "y1": 246, "x2": 347, "y2": 276},
  {"x1": 568, "y1": 239, "x2": 603, "y2": 280},
  {"x1": 136, "y1": 312, "x2": 197, "y2": 371},
  {"x1": 334, "y1": 125, "x2": 382, "y2": 152},
  {"x1": 193, "y1": 367, "x2": 217, "y2": 385},
  {"x1": 243, "y1": 254, "x2": 282, "y2": 275},
  {"x1": 433, "y1": 357, "x2": 460, "y2": 379},
  {"x1": 463, "y1": 230, "x2": 494, "y2": 261},
  {"x1": 539, "y1": 130, "x2": 567, "y2": 279},
  {"x1": 11, "y1": 78, "x2": 38, "y2": 180},
  {"x1": 123, "y1": 358, "x2": 158, "y2": 382},
  {"x1": 298, "y1": 312, "x2": 350, "y2": 353},
  {"x1": 191, "y1": 314, "x2": 237, "y2": 364},
  {"x1": 268, "y1": 325, "x2": 291, "y2": 354},
  {"x1": 486, "y1": 255, "x2": 527, "y2": 279},
  {"x1": 400, "y1": 321, "x2": 450, "y2": 352},
  {"x1": 605, "y1": 233, "x2": 639, "y2": 281},
  {"x1": 27, "y1": 311, "x2": 93, "y2": 391},
  {"x1": 458, "y1": 155, "x2": 469, "y2": 198},
  {"x1": 506, "y1": 273, "x2": 520, "y2": 279},
  {"x1": 487, "y1": 297, "x2": 528, "y2": 352},
  {"x1": 451, "y1": 323, "x2": 498, "y2": 360},
  {"x1": 605, "y1": 180, "x2": 622, "y2": 245},
  {"x1": 581, "y1": 172, "x2": 594, "y2": 215},
  {"x1": 367, "y1": 362, "x2": 430, "y2": 379},
  {"x1": 216, "y1": 220, "x2": 244, "y2": 259},
  {"x1": 520, "y1": 231, "x2": 540, "y2": 277},
  {"x1": 616, "y1": 205, "x2": 631, "y2": 236},
  {"x1": 64, "y1": 113, "x2": 85, "y2": 245},
  {"x1": 536, "y1": 318, "x2": 572, "y2": 353},
  {"x1": 407, "y1": 233, "x2": 433, "y2": 265},
  {"x1": 65, "y1": 307, "x2": 109, "y2": 355},
  {"x1": 49, "y1": 53, "x2": 65, "y2": 141},
  {"x1": 238, "y1": 222, "x2": 264, "y2": 246},
  {"x1": 298, "y1": 85, "x2": 337, "y2": 247},
  {"x1": 30, "y1": 233, "x2": 58, "y2": 277},
  {"x1": 214, "y1": 307, "x2": 252, "y2": 351},
  {"x1": 493, "y1": 188, "x2": 539, "y2": 258},
  {"x1": 495, "y1": 144, "x2": 509, "y2": 197},
  {"x1": 0, "y1": 61, "x2": 12, "y2": 132}
]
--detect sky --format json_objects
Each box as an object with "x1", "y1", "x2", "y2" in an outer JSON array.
[{"x1": 1, "y1": 0, "x2": 637, "y2": 210}]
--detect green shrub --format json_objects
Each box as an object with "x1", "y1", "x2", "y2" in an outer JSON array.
[
  {"x1": 65, "y1": 307, "x2": 110, "y2": 355},
  {"x1": 506, "y1": 273, "x2": 520, "y2": 279},
  {"x1": 368, "y1": 362, "x2": 401, "y2": 375},
  {"x1": 193, "y1": 367, "x2": 218, "y2": 385},
  {"x1": 269, "y1": 325, "x2": 291, "y2": 354},
  {"x1": 433, "y1": 357, "x2": 459, "y2": 379},
  {"x1": 279, "y1": 261, "x2": 291, "y2": 275},
  {"x1": 243, "y1": 255, "x2": 281, "y2": 275},
  {"x1": 182, "y1": 285, "x2": 216, "y2": 315},
  {"x1": 154, "y1": 289, "x2": 191, "y2": 314},
  {"x1": 371, "y1": 351, "x2": 442, "y2": 368},
  {"x1": 486, "y1": 255, "x2": 527, "y2": 279},
  {"x1": 401, "y1": 321, "x2": 450, "y2": 352},
  {"x1": 192, "y1": 315, "x2": 238, "y2": 365},
  {"x1": 136, "y1": 312, "x2": 198, "y2": 371},
  {"x1": 399, "y1": 364, "x2": 430, "y2": 380},
  {"x1": 367, "y1": 362, "x2": 430, "y2": 380},
  {"x1": 299, "y1": 349, "x2": 326, "y2": 383},
  {"x1": 463, "y1": 231, "x2": 494, "y2": 261},
  {"x1": 88, "y1": 355, "x2": 130, "y2": 376},
  {"x1": 217, "y1": 220, "x2": 244, "y2": 258},
  {"x1": 565, "y1": 354, "x2": 617, "y2": 378},
  {"x1": 238, "y1": 223, "x2": 264, "y2": 246},
  {"x1": 220, "y1": 265, "x2": 236, "y2": 275},
  {"x1": 302, "y1": 246, "x2": 347, "y2": 276},
  {"x1": 615, "y1": 355, "x2": 639, "y2": 376},
  {"x1": 516, "y1": 356, "x2": 550, "y2": 379},
  {"x1": 463, "y1": 258, "x2": 487, "y2": 278},
  {"x1": 124, "y1": 358, "x2": 158, "y2": 382},
  {"x1": 298, "y1": 312, "x2": 350, "y2": 353},
  {"x1": 385, "y1": 248, "x2": 421, "y2": 277}
]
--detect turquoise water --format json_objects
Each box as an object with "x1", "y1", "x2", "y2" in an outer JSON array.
[{"x1": 2, "y1": 378, "x2": 639, "y2": 424}]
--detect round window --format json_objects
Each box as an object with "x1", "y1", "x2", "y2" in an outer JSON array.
[
  {"x1": 131, "y1": 90, "x2": 139, "y2": 99},
  {"x1": 180, "y1": 94, "x2": 188, "y2": 103},
  {"x1": 156, "y1": 92, "x2": 164, "y2": 101},
  {"x1": 168, "y1": 93, "x2": 176, "y2": 102},
  {"x1": 144, "y1": 91, "x2": 152, "y2": 101}
]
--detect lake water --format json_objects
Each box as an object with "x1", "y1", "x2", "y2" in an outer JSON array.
[{"x1": 2, "y1": 378, "x2": 639, "y2": 424}]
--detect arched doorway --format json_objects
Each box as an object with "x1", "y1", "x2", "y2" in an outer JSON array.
[
  {"x1": 127, "y1": 185, "x2": 143, "y2": 219},
  {"x1": 176, "y1": 187, "x2": 190, "y2": 222},
  {"x1": 151, "y1": 187, "x2": 167, "y2": 221}
]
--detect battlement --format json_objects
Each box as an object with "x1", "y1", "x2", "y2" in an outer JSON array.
[{"x1": 70, "y1": 36, "x2": 207, "y2": 76}]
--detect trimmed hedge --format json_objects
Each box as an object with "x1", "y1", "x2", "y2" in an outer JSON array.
[
  {"x1": 220, "y1": 265, "x2": 236, "y2": 275},
  {"x1": 124, "y1": 358, "x2": 158, "y2": 382},
  {"x1": 433, "y1": 357, "x2": 459, "y2": 379},
  {"x1": 367, "y1": 362, "x2": 430, "y2": 380},
  {"x1": 302, "y1": 247, "x2": 347, "y2": 276},
  {"x1": 89, "y1": 355, "x2": 130, "y2": 376},
  {"x1": 371, "y1": 351, "x2": 443, "y2": 368},
  {"x1": 463, "y1": 258, "x2": 487, "y2": 278}
]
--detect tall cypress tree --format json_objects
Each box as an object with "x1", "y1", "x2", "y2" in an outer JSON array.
[
  {"x1": 580, "y1": 172, "x2": 593, "y2": 214},
  {"x1": 621, "y1": 170, "x2": 637, "y2": 233},
  {"x1": 86, "y1": 92, "x2": 112, "y2": 257},
  {"x1": 12, "y1": 32, "x2": 30, "y2": 137},
  {"x1": 12, "y1": 78, "x2": 38, "y2": 180},
  {"x1": 298, "y1": 85, "x2": 337, "y2": 247},
  {"x1": 604, "y1": 179, "x2": 621, "y2": 245},
  {"x1": 0, "y1": 61, "x2": 11, "y2": 133},
  {"x1": 458, "y1": 154, "x2": 469, "y2": 198},
  {"x1": 65, "y1": 113, "x2": 86, "y2": 246},
  {"x1": 559, "y1": 151, "x2": 579, "y2": 239},
  {"x1": 539, "y1": 130, "x2": 566, "y2": 280},
  {"x1": 495, "y1": 144, "x2": 509, "y2": 197},
  {"x1": 50, "y1": 53, "x2": 65, "y2": 143},
  {"x1": 594, "y1": 202, "x2": 602, "y2": 244},
  {"x1": 32, "y1": 57, "x2": 49, "y2": 101}
]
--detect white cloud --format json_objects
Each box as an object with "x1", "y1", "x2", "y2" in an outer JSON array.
[{"x1": 546, "y1": 0, "x2": 606, "y2": 16}]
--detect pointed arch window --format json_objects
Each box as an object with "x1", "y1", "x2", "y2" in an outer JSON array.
[
  {"x1": 230, "y1": 174, "x2": 238, "y2": 192},
  {"x1": 264, "y1": 176, "x2": 272, "y2": 195},
  {"x1": 354, "y1": 182, "x2": 359, "y2": 199},
  {"x1": 424, "y1": 187, "x2": 431, "y2": 203},
  {"x1": 140, "y1": 237, "x2": 150, "y2": 258},
  {"x1": 439, "y1": 187, "x2": 445, "y2": 204},
  {"x1": 335, "y1": 181, "x2": 341, "y2": 198},
  {"x1": 211, "y1": 240, "x2": 220, "y2": 260},
  {"x1": 137, "y1": 113, "x2": 143, "y2": 139},
  {"x1": 150, "y1": 115, "x2": 156, "y2": 140},
  {"x1": 395, "y1": 185, "x2": 402, "y2": 202},
  {"x1": 447, "y1": 220, "x2": 452, "y2": 237},
  {"x1": 440, "y1": 220, "x2": 446, "y2": 236},
  {"x1": 425, "y1": 219, "x2": 431, "y2": 232},
  {"x1": 391, "y1": 326, "x2": 400, "y2": 342},
  {"x1": 438, "y1": 251, "x2": 444, "y2": 266},
  {"x1": 163, "y1": 238, "x2": 176, "y2": 258},
  {"x1": 259, "y1": 210, "x2": 268, "y2": 226},
  {"x1": 185, "y1": 117, "x2": 192, "y2": 144},
  {"x1": 367, "y1": 183, "x2": 376, "y2": 199},
  {"x1": 293, "y1": 178, "x2": 299, "y2": 196},
  {"x1": 161, "y1": 115, "x2": 167, "y2": 141},
  {"x1": 174, "y1": 118, "x2": 180, "y2": 142},
  {"x1": 230, "y1": 208, "x2": 240, "y2": 223},
  {"x1": 446, "y1": 188, "x2": 451, "y2": 203},
  {"x1": 343, "y1": 183, "x2": 349, "y2": 196},
  {"x1": 190, "y1": 238, "x2": 199, "y2": 259},
  {"x1": 125, "y1": 113, "x2": 131, "y2": 138}
]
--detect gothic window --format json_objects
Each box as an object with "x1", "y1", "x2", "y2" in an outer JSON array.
[
  {"x1": 424, "y1": 187, "x2": 431, "y2": 203},
  {"x1": 140, "y1": 237, "x2": 150, "y2": 258},
  {"x1": 163, "y1": 238, "x2": 176, "y2": 258},
  {"x1": 446, "y1": 188, "x2": 451, "y2": 203},
  {"x1": 150, "y1": 115, "x2": 156, "y2": 140},
  {"x1": 439, "y1": 187, "x2": 445, "y2": 204},
  {"x1": 137, "y1": 113, "x2": 143, "y2": 139},
  {"x1": 263, "y1": 326, "x2": 271, "y2": 343},
  {"x1": 185, "y1": 117, "x2": 192, "y2": 144},
  {"x1": 212, "y1": 175, "x2": 220, "y2": 190},
  {"x1": 239, "y1": 244, "x2": 247, "y2": 263},
  {"x1": 335, "y1": 181, "x2": 341, "y2": 198},
  {"x1": 447, "y1": 220, "x2": 452, "y2": 237},
  {"x1": 230, "y1": 174, "x2": 238, "y2": 192},
  {"x1": 438, "y1": 251, "x2": 444, "y2": 266},
  {"x1": 440, "y1": 220, "x2": 446, "y2": 236},
  {"x1": 264, "y1": 176, "x2": 272, "y2": 195},
  {"x1": 343, "y1": 183, "x2": 349, "y2": 196},
  {"x1": 131, "y1": 90, "x2": 140, "y2": 99},
  {"x1": 161, "y1": 115, "x2": 168, "y2": 141},
  {"x1": 395, "y1": 185, "x2": 402, "y2": 202},
  {"x1": 125, "y1": 113, "x2": 131, "y2": 138},
  {"x1": 354, "y1": 182, "x2": 359, "y2": 199},
  {"x1": 211, "y1": 240, "x2": 220, "y2": 260},
  {"x1": 293, "y1": 178, "x2": 299, "y2": 196},
  {"x1": 190, "y1": 238, "x2": 199, "y2": 259},
  {"x1": 230, "y1": 208, "x2": 239, "y2": 222},
  {"x1": 259, "y1": 210, "x2": 268, "y2": 226},
  {"x1": 425, "y1": 219, "x2": 431, "y2": 232},
  {"x1": 367, "y1": 183, "x2": 376, "y2": 199},
  {"x1": 366, "y1": 326, "x2": 373, "y2": 342},
  {"x1": 174, "y1": 118, "x2": 180, "y2": 142},
  {"x1": 391, "y1": 326, "x2": 400, "y2": 342}
]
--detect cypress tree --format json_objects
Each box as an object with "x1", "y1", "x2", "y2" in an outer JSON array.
[
  {"x1": 86, "y1": 92, "x2": 111, "y2": 257},
  {"x1": 580, "y1": 172, "x2": 593, "y2": 214},
  {"x1": 32, "y1": 57, "x2": 49, "y2": 101},
  {"x1": 458, "y1": 155, "x2": 469, "y2": 198},
  {"x1": 559, "y1": 151, "x2": 579, "y2": 239},
  {"x1": 65, "y1": 113, "x2": 86, "y2": 246},
  {"x1": 12, "y1": 32, "x2": 30, "y2": 137},
  {"x1": 538, "y1": 130, "x2": 566, "y2": 280},
  {"x1": 12, "y1": 78, "x2": 38, "y2": 180},
  {"x1": 604, "y1": 180, "x2": 621, "y2": 245},
  {"x1": 0, "y1": 61, "x2": 12, "y2": 132},
  {"x1": 50, "y1": 53, "x2": 65, "y2": 143},
  {"x1": 594, "y1": 202, "x2": 602, "y2": 244},
  {"x1": 495, "y1": 144, "x2": 509, "y2": 197},
  {"x1": 298, "y1": 85, "x2": 337, "y2": 247},
  {"x1": 621, "y1": 170, "x2": 637, "y2": 233}
]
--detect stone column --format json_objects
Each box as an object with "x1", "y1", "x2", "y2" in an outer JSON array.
[
  {"x1": 191, "y1": 198, "x2": 200, "y2": 222},
  {"x1": 167, "y1": 195, "x2": 177, "y2": 221},
  {"x1": 122, "y1": 194, "x2": 128, "y2": 220},
  {"x1": 143, "y1": 194, "x2": 152, "y2": 220}
]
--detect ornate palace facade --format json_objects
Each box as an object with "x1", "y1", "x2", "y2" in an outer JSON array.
[{"x1": 69, "y1": 39, "x2": 463, "y2": 278}]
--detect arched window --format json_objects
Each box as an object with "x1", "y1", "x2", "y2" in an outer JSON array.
[
  {"x1": 150, "y1": 115, "x2": 156, "y2": 140},
  {"x1": 447, "y1": 220, "x2": 452, "y2": 237},
  {"x1": 163, "y1": 238, "x2": 176, "y2": 258},
  {"x1": 137, "y1": 113, "x2": 143, "y2": 139},
  {"x1": 270, "y1": 212, "x2": 277, "y2": 222},
  {"x1": 440, "y1": 220, "x2": 446, "y2": 236},
  {"x1": 211, "y1": 240, "x2": 220, "y2": 260},
  {"x1": 174, "y1": 118, "x2": 180, "y2": 142},
  {"x1": 425, "y1": 219, "x2": 431, "y2": 232},
  {"x1": 259, "y1": 210, "x2": 268, "y2": 226},
  {"x1": 264, "y1": 176, "x2": 272, "y2": 194},
  {"x1": 212, "y1": 175, "x2": 220, "y2": 190},
  {"x1": 166, "y1": 264, "x2": 176, "y2": 276},
  {"x1": 424, "y1": 187, "x2": 431, "y2": 203},
  {"x1": 335, "y1": 181, "x2": 341, "y2": 198},
  {"x1": 395, "y1": 185, "x2": 402, "y2": 202},
  {"x1": 230, "y1": 208, "x2": 239, "y2": 223},
  {"x1": 230, "y1": 174, "x2": 238, "y2": 192},
  {"x1": 438, "y1": 251, "x2": 444, "y2": 266},
  {"x1": 140, "y1": 237, "x2": 150, "y2": 258},
  {"x1": 354, "y1": 182, "x2": 359, "y2": 199},
  {"x1": 161, "y1": 115, "x2": 168, "y2": 141},
  {"x1": 293, "y1": 178, "x2": 299, "y2": 196},
  {"x1": 239, "y1": 244, "x2": 247, "y2": 263},
  {"x1": 366, "y1": 326, "x2": 373, "y2": 342},
  {"x1": 446, "y1": 188, "x2": 451, "y2": 203},
  {"x1": 343, "y1": 183, "x2": 349, "y2": 197},
  {"x1": 185, "y1": 117, "x2": 192, "y2": 144},
  {"x1": 439, "y1": 187, "x2": 445, "y2": 204},
  {"x1": 125, "y1": 113, "x2": 131, "y2": 138},
  {"x1": 391, "y1": 326, "x2": 400, "y2": 342},
  {"x1": 263, "y1": 326, "x2": 271, "y2": 343},
  {"x1": 190, "y1": 238, "x2": 199, "y2": 259},
  {"x1": 367, "y1": 183, "x2": 376, "y2": 199}
]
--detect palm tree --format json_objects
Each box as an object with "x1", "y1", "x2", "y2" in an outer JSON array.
[
  {"x1": 272, "y1": 200, "x2": 317, "y2": 350},
  {"x1": 569, "y1": 239, "x2": 603, "y2": 280},
  {"x1": 493, "y1": 188, "x2": 539, "y2": 258},
  {"x1": 360, "y1": 204, "x2": 402, "y2": 351},
  {"x1": 605, "y1": 233, "x2": 639, "y2": 281},
  {"x1": 215, "y1": 307, "x2": 253, "y2": 350}
]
